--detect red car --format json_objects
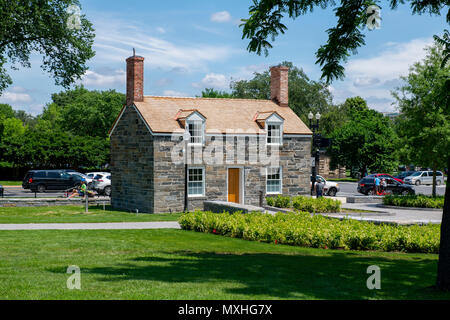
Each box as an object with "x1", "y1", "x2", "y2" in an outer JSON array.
[{"x1": 367, "y1": 173, "x2": 404, "y2": 184}]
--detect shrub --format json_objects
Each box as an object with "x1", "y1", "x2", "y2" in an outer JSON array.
[
  {"x1": 292, "y1": 196, "x2": 341, "y2": 213},
  {"x1": 383, "y1": 195, "x2": 444, "y2": 209},
  {"x1": 265, "y1": 195, "x2": 341, "y2": 213},
  {"x1": 179, "y1": 211, "x2": 440, "y2": 254}
]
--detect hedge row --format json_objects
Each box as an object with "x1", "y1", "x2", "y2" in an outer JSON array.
[
  {"x1": 383, "y1": 195, "x2": 445, "y2": 209},
  {"x1": 266, "y1": 195, "x2": 341, "y2": 213},
  {"x1": 179, "y1": 211, "x2": 440, "y2": 253}
]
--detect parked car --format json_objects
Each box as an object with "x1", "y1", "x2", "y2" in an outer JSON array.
[
  {"x1": 310, "y1": 175, "x2": 340, "y2": 197},
  {"x1": 86, "y1": 172, "x2": 110, "y2": 189},
  {"x1": 394, "y1": 171, "x2": 416, "y2": 181},
  {"x1": 367, "y1": 173, "x2": 404, "y2": 184},
  {"x1": 67, "y1": 172, "x2": 93, "y2": 187},
  {"x1": 357, "y1": 177, "x2": 415, "y2": 196},
  {"x1": 403, "y1": 171, "x2": 445, "y2": 186},
  {"x1": 22, "y1": 170, "x2": 83, "y2": 193},
  {"x1": 92, "y1": 173, "x2": 111, "y2": 196}
]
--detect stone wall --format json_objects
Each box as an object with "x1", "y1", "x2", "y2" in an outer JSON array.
[
  {"x1": 111, "y1": 113, "x2": 311, "y2": 213},
  {"x1": 110, "y1": 106, "x2": 154, "y2": 213}
]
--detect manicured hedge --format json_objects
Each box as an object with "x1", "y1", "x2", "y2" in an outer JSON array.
[
  {"x1": 266, "y1": 195, "x2": 341, "y2": 213},
  {"x1": 383, "y1": 195, "x2": 445, "y2": 209},
  {"x1": 179, "y1": 211, "x2": 440, "y2": 253}
]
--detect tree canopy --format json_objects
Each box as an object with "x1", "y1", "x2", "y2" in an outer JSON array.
[
  {"x1": 329, "y1": 97, "x2": 399, "y2": 176},
  {"x1": 393, "y1": 42, "x2": 450, "y2": 195},
  {"x1": 0, "y1": 0, "x2": 95, "y2": 93},
  {"x1": 241, "y1": 0, "x2": 449, "y2": 83}
]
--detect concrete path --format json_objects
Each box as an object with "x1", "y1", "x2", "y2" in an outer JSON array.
[
  {"x1": 0, "y1": 221, "x2": 181, "y2": 230},
  {"x1": 329, "y1": 203, "x2": 443, "y2": 225}
]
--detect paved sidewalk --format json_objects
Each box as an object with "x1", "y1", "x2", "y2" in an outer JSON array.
[
  {"x1": 0, "y1": 221, "x2": 181, "y2": 230},
  {"x1": 328, "y1": 203, "x2": 443, "y2": 225}
]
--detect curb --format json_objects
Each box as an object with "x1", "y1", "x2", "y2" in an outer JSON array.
[{"x1": 377, "y1": 204, "x2": 443, "y2": 212}]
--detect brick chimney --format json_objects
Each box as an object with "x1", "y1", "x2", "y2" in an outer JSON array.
[
  {"x1": 126, "y1": 52, "x2": 144, "y2": 106},
  {"x1": 270, "y1": 66, "x2": 289, "y2": 107}
]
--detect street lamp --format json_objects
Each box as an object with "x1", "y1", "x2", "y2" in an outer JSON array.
[
  {"x1": 183, "y1": 131, "x2": 191, "y2": 212},
  {"x1": 308, "y1": 111, "x2": 321, "y2": 196}
]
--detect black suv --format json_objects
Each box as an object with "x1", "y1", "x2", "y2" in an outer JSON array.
[
  {"x1": 357, "y1": 177, "x2": 415, "y2": 196},
  {"x1": 22, "y1": 170, "x2": 83, "y2": 193}
]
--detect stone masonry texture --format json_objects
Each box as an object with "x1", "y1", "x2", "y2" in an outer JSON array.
[{"x1": 111, "y1": 107, "x2": 311, "y2": 214}]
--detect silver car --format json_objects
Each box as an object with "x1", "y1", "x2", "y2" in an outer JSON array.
[{"x1": 403, "y1": 171, "x2": 445, "y2": 186}]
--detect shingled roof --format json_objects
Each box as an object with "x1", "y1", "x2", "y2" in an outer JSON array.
[{"x1": 129, "y1": 96, "x2": 312, "y2": 135}]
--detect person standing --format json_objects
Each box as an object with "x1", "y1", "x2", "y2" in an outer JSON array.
[
  {"x1": 315, "y1": 178, "x2": 324, "y2": 198},
  {"x1": 381, "y1": 178, "x2": 387, "y2": 194},
  {"x1": 374, "y1": 176, "x2": 381, "y2": 195}
]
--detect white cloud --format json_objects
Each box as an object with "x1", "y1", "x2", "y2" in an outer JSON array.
[
  {"x1": 346, "y1": 38, "x2": 432, "y2": 81},
  {"x1": 193, "y1": 73, "x2": 229, "y2": 89},
  {"x1": 156, "y1": 27, "x2": 166, "y2": 34},
  {"x1": 332, "y1": 38, "x2": 433, "y2": 112},
  {"x1": 353, "y1": 77, "x2": 380, "y2": 87},
  {"x1": 0, "y1": 88, "x2": 32, "y2": 104},
  {"x1": 163, "y1": 90, "x2": 188, "y2": 97},
  {"x1": 92, "y1": 18, "x2": 235, "y2": 73},
  {"x1": 81, "y1": 69, "x2": 125, "y2": 87},
  {"x1": 211, "y1": 11, "x2": 232, "y2": 23}
]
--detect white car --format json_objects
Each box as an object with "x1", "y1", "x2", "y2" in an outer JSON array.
[
  {"x1": 67, "y1": 172, "x2": 93, "y2": 187},
  {"x1": 403, "y1": 171, "x2": 445, "y2": 186},
  {"x1": 310, "y1": 175, "x2": 340, "y2": 196},
  {"x1": 92, "y1": 173, "x2": 111, "y2": 196}
]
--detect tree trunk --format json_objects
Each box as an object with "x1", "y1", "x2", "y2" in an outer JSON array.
[
  {"x1": 436, "y1": 155, "x2": 450, "y2": 290},
  {"x1": 432, "y1": 165, "x2": 437, "y2": 198}
]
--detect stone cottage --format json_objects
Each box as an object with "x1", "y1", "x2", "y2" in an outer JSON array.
[{"x1": 109, "y1": 54, "x2": 312, "y2": 213}]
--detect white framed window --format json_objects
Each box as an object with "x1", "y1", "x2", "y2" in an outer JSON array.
[
  {"x1": 267, "y1": 124, "x2": 281, "y2": 145},
  {"x1": 188, "y1": 167, "x2": 205, "y2": 197},
  {"x1": 266, "y1": 167, "x2": 282, "y2": 194},
  {"x1": 188, "y1": 121, "x2": 203, "y2": 145}
]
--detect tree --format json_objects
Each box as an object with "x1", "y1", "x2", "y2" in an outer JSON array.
[
  {"x1": 433, "y1": 31, "x2": 450, "y2": 291},
  {"x1": 43, "y1": 86, "x2": 125, "y2": 138},
  {"x1": 329, "y1": 97, "x2": 398, "y2": 177},
  {"x1": 393, "y1": 43, "x2": 450, "y2": 197},
  {"x1": 200, "y1": 88, "x2": 233, "y2": 98},
  {"x1": 241, "y1": 0, "x2": 449, "y2": 83},
  {"x1": 229, "y1": 62, "x2": 334, "y2": 125},
  {"x1": 0, "y1": 0, "x2": 95, "y2": 93}
]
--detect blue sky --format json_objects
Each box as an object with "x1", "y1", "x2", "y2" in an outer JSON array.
[{"x1": 1, "y1": 0, "x2": 448, "y2": 115}]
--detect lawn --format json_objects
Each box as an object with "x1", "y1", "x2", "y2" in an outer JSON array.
[
  {"x1": 0, "y1": 181, "x2": 21, "y2": 186},
  {"x1": 0, "y1": 229, "x2": 449, "y2": 300},
  {"x1": 0, "y1": 205, "x2": 181, "y2": 223}
]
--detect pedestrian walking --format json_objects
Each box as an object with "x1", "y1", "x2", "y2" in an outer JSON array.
[{"x1": 381, "y1": 178, "x2": 387, "y2": 194}]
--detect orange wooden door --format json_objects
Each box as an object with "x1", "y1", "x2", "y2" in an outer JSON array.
[{"x1": 228, "y1": 168, "x2": 240, "y2": 203}]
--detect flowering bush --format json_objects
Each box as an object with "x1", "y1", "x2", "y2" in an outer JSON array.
[
  {"x1": 179, "y1": 211, "x2": 440, "y2": 253},
  {"x1": 383, "y1": 195, "x2": 444, "y2": 209}
]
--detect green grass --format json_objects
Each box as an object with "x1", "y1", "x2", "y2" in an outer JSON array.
[
  {"x1": 0, "y1": 229, "x2": 448, "y2": 299},
  {"x1": 0, "y1": 205, "x2": 181, "y2": 224},
  {"x1": 0, "y1": 181, "x2": 21, "y2": 186}
]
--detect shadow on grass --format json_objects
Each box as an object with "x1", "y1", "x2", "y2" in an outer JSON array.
[{"x1": 49, "y1": 249, "x2": 447, "y2": 299}]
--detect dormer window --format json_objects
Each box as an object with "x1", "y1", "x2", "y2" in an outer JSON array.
[
  {"x1": 175, "y1": 109, "x2": 206, "y2": 145},
  {"x1": 267, "y1": 124, "x2": 281, "y2": 144},
  {"x1": 188, "y1": 121, "x2": 203, "y2": 144},
  {"x1": 264, "y1": 112, "x2": 284, "y2": 145}
]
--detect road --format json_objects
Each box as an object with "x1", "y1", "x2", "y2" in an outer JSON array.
[
  {"x1": 335, "y1": 181, "x2": 447, "y2": 197},
  {"x1": 1, "y1": 186, "x2": 97, "y2": 198},
  {"x1": 1, "y1": 182, "x2": 447, "y2": 199}
]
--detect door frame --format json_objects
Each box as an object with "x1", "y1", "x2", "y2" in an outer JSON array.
[{"x1": 226, "y1": 166, "x2": 244, "y2": 204}]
